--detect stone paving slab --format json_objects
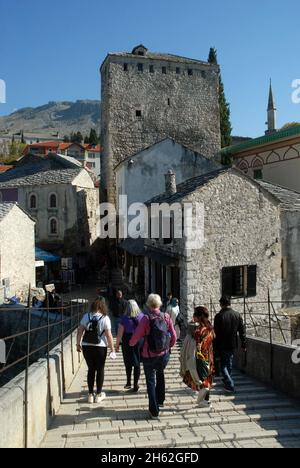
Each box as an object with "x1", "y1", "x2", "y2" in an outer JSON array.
[{"x1": 41, "y1": 346, "x2": 300, "y2": 449}]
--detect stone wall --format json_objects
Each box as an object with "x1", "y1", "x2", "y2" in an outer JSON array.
[
  {"x1": 0, "y1": 331, "x2": 82, "y2": 448},
  {"x1": 234, "y1": 336, "x2": 300, "y2": 400},
  {"x1": 101, "y1": 52, "x2": 221, "y2": 203},
  {"x1": 0, "y1": 205, "x2": 35, "y2": 296},
  {"x1": 281, "y1": 210, "x2": 300, "y2": 302}
]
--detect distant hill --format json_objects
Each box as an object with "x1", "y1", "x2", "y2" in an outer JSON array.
[{"x1": 0, "y1": 100, "x2": 101, "y2": 138}]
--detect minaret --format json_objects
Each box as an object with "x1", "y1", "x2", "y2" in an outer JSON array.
[{"x1": 265, "y1": 79, "x2": 277, "y2": 135}]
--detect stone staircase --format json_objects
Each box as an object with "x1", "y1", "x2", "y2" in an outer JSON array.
[{"x1": 41, "y1": 345, "x2": 300, "y2": 448}]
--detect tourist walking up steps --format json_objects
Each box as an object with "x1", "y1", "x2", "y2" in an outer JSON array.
[
  {"x1": 214, "y1": 296, "x2": 246, "y2": 393},
  {"x1": 77, "y1": 298, "x2": 115, "y2": 404},
  {"x1": 130, "y1": 294, "x2": 177, "y2": 419},
  {"x1": 110, "y1": 290, "x2": 128, "y2": 336},
  {"x1": 115, "y1": 300, "x2": 144, "y2": 392},
  {"x1": 180, "y1": 307, "x2": 215, "y2": 408}
]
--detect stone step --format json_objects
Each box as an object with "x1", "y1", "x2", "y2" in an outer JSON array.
[{"x1": 62, "y1": 425, "x2": 300, "y2": 449}]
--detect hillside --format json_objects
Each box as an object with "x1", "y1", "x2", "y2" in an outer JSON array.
[{"x1": 0, "y1": 100, "x2": 101, "y2": 137}]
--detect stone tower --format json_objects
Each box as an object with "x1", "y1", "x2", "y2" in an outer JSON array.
[
  {"x1": 265, "y1": 79, "x2": 277, "y2": 135},
  {"x1": 100, "y1": 44, "x2": 221, "y2": 203}
]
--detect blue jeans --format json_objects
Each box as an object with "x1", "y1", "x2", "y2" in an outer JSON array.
[
  {"x1": 143, "y1": 353, "x2": 170, "y2": 416},
  {"x1": 220, "y1": 351, "x2": 235, "y2": 391},
  {"x1": 113, "y1": 317, "x2": 122, "y2": 336}
]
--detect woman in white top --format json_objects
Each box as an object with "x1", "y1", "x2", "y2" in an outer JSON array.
[{"x1": 77, "y1": 297, "x2": 115, "y2": 404}]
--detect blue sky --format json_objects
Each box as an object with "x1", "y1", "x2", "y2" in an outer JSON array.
[{"x1": 0, "y1": 0, "x2": 299, "y2": 137}]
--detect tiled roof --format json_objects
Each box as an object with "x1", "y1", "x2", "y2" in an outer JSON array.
[
  {"x1": 221, "y1": 125, "x2": 300, "y2": 156},
  {"x1": 0, "y1": 203, "x2": 15, "y2": 222},
  {"x1": 258, "y1": 181, "x2": 300, "y2": 210},
  {"x1": 146, "y1": 168, "x2": 230, "y2": 204},
  {"x1": 0, "y1": 168, "x2": 82, "y2": 188}
]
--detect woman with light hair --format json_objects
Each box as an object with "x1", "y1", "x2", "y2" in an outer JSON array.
[
  {"x1": 130, "y1": 293, "x2": 177, "y2": 419},
  {"x1": 116, "y1": 300, "x2": 144, "y2": 392}
]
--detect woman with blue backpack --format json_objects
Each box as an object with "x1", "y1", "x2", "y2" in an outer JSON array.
[
  {"x1": 76, "y1": 297, "x2": 115, "y2": 404},
  {"x1": 115, "y1": 300, "x2": 144, "y2": 392},
  {"x1": 130, "y1": 294, "x2": 177, "y2": 419}
]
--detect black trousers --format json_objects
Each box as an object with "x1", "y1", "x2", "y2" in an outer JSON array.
[{"x1": 83, "y1": 346, "x2": 107, "y2": 394}]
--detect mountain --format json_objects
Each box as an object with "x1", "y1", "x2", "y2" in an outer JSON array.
[{"x1": 0, "y1": 100, "x2": 101, "y2": 137}]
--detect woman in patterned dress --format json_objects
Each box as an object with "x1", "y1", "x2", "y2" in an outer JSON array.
[{"x1": 180, "y1": 306, "x2": 215, "y2": 407}]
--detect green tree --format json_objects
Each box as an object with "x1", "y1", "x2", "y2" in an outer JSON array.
[
  {"x1": 208, "y1": 47, "x2": 232, "y2": 158},
  {"x1": 88, "y1": 128, "x2": 98, "y2": 146},
  {"x1": 63, "y1": 135, "x2": 70, "y2": 143},
  {"x1": 281, "y1": 122, "x2": 300, "y2": 130},
  {"x1": 84, "y1": 135, "x2": 90, "y2": 144},
  {"x1": 70, "y1": 131, "x2": 83, "y2": 144}
]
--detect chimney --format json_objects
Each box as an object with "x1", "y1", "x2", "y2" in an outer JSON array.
[{"x1": 165, "y1": 170, "x2": 177, "y2": 194}]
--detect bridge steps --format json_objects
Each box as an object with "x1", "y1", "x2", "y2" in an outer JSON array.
[{"x1": 41, "y1": 346, "x2": 300, "y2": 448}]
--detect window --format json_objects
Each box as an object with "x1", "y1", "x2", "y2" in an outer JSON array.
[
  {"x1": 30, "y1": 194, "x2": 37, "y2": 209},
  {"x1": 88, "y1": 153, "x2": 95, "y2": 159},
  {"x1": 176, "y1": 67, "x2": 180, "y2": 75},
  {"x1": 162, "y1": 66, "x2": 167, "y2": 74},
  {"x1": 149, "y1": 65, "x2": 154, "y2": 73},
  {"x1": 254, "y1": 169, "x2": 263, "y2": 180},
  {"x1": 49, "y1": 218, "x2": 58, "y2": 235},
  {"x1": 138, "y1": 51, "x2": 144, "y2": 56},
  {"x1": 167, "y1": 98, "x2": 170, "y2": 106},
  {"x1": 201, "y1": 70, "x2": 206, "y2": 78},
  {"x1": 188, "y1": 69, "x2": 193, "y2": 76},
  {"x1": 49, "y1": 193, "x2": 57, "y2": 208},
  {"x1": 137, "y1": 63, "x2": 143, "y2": 72},
  {"x1": 123, "y1": 63, "x2": 128, "y2": 71},
  {"x1": 222, "y1": 265, "x2": 257, "y2": 298},
  {"x1": 136, "y1": 110, "x2": 142, "y2": 118}
]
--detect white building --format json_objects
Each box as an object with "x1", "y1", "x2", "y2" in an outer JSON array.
[{"x1": 0, "y1": 203, "x2": 35, "y2": 302}]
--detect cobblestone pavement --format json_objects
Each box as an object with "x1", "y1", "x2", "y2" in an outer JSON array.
[{"x1": 41, "y1": 345, "x2": 300, "y2": 448}]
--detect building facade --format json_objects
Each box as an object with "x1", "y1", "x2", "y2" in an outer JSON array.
[
  {"x1": 0, "y1": 203, "x2": 35, "y2": 302},
  {"x1": 144, "y1": 168, "x2": 283, "y2": 319},
  {"x1": 100, "y1": 44, "x2": 221, "y2": 203},
  {"x1": 0, "y1": 154, "x2": 99, "y2": 259},
  {"x1": 223, "y1": 125, "x2": 300, "y2": 193}
]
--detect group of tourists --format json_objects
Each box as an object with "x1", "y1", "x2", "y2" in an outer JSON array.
[{"x1": 76, "y1": 290, "x2": 246, "y2": 419}]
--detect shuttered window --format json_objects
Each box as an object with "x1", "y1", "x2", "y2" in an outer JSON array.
[{"x1": 222, "y1": 265, "x2": 257, "y2": 298}]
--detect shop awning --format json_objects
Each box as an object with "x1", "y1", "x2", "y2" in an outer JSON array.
[{"x1": 35, "y1": 247, "x2": 61, "y2": 263}]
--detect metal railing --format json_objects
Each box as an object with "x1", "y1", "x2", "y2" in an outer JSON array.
[
  {"x1": 0, "y1": 294, "x2": 89, "y2": 448},
  {"x1": 208, "y1": 293, "x2": 300, "y2": 346}
]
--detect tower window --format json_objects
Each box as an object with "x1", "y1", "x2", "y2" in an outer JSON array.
[
  {"x1": 49, "y1": 193, "x2": 57, "y2": 208},
  {"x1": 123, "y1": 63, "x2": 128, "y2": 71},
  {"x1": 137, "y1": 63, "x2": 143, "y2": 72},
  {"x1": 149, "y1": 65, "x2": 154, "y2": 73},
  {"x1": 176, "y1": 67, "x2": 180, "y2": 74},
  {"x1": 162, "y1": 67, "x2": 167, "y2": 74},
  {"x1": 167, "y1": 98, "x2": 170, "y2": 106},
  {"x1": 188, "y1": 69, "x2": 193, "y2": 76},
  {"x1": 49, "y1": 217, "x2": 58, "y2": 235},
  {"x1": 201, "y1": 70, "x2": 206, "y2": 78},
  {"x1": 136, "y1": 110, "x2": 142, "y2": 118},
  {"x1": 138, "y1": 51, "x2": 144, "y2": 56}
]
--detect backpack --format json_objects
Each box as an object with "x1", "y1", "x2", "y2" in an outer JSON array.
[
  {"x1": 146, "y1": 312, "x2": 171, "y2": 354},
  {"x1": 84, "y1": 314, "x2": 105, "y2": 345}
]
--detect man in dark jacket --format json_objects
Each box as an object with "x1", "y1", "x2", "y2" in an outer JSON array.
[
  {"x1": 214, "y1": 296, "x2": 246, "y2": 393},
  {"x1": 110, "y1": 290, "x2": 128, "y2": 335}
]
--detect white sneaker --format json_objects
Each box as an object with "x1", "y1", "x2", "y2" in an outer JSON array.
[
  {"x1": 87, "y1": 393, "x2": 94, "y2": 404},
  {"x1": 198, "y1": 400, "x2": 211, "y2": 409},
  {"x1": 95, "y1": 392, "x2": 106, "y2": 404}
]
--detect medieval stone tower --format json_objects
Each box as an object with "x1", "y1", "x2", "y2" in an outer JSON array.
[{"x1": 100, "y1": 44, "x2": 221, "y2": 203}]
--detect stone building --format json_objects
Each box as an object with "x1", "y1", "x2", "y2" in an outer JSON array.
[
  {"x1": 0, "y1": 153, "x2": 99, "y2": 261},
  {"x1": 0, "y1": 203, "x2": 35, "y2": 303},
  {"x1": 100, "y1": 44, "x2": 221, "y2": 203},
  {"x1": 144, "y1": 167, "x2": 284, "y2": 319},
  {"x1": 115, "y1": 137, "x2": 221, "y2": 212}
]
